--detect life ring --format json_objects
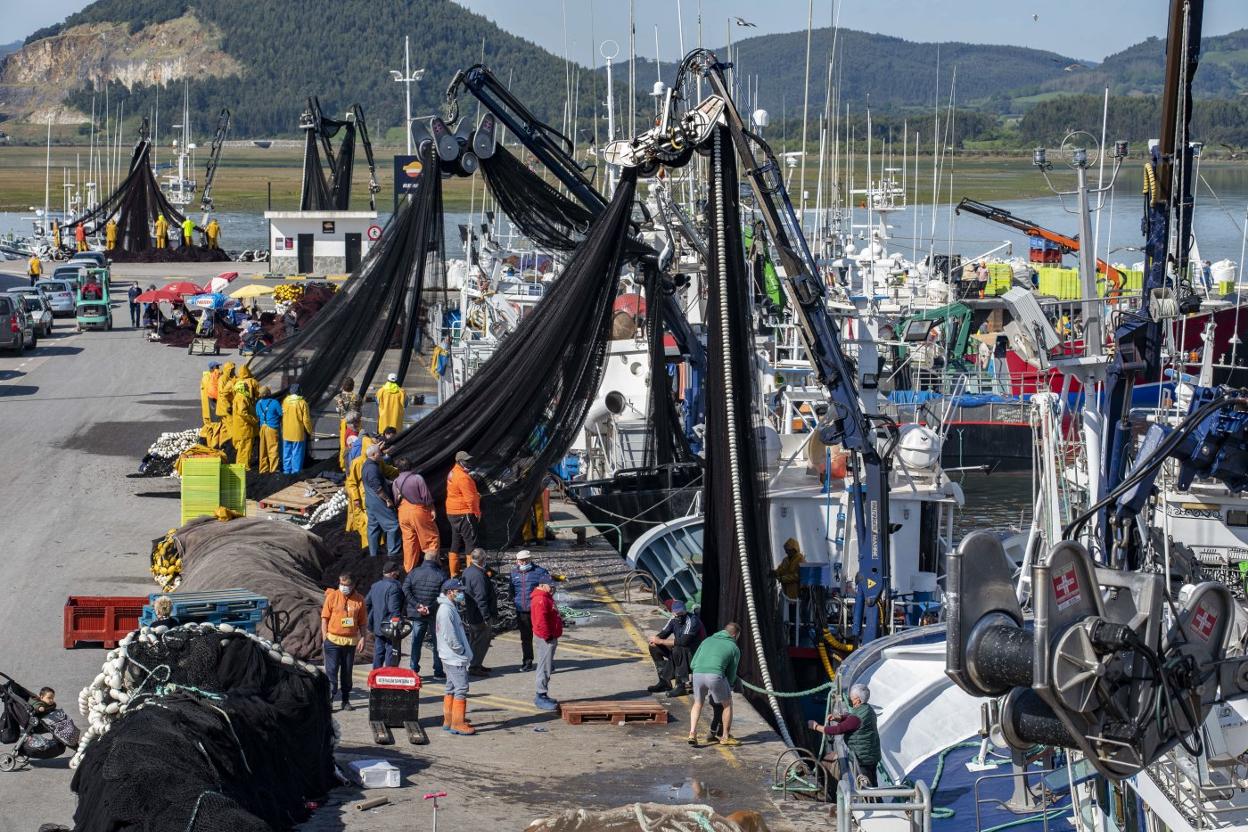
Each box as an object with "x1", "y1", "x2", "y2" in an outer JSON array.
[{"x1": 366, "y1": 225, "x2": 382, "y2": 241}]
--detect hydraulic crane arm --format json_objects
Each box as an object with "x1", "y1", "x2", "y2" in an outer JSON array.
[
  {"x1": 956, "y1": 197, "x2": 1125, "y2": 296},
  {"x1": 199, "y1": 108, "x2": 230, "y2": 217},
  {"x1": 444, "y1": 65, "x2": 604, "y2": 212},
  {"x1": 442, "y1": 64, "x2": 705, "y2": 373},
  {"x1": 350, "y1": 103, "x2": 382, "y2": 212},
  {"x1": 603, "y1": 50, "x2": 896, "y2": 642}
]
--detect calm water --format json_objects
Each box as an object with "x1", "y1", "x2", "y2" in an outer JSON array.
[{"x1": 952, "y1": 471, "x2": 1033, "y2": 541}]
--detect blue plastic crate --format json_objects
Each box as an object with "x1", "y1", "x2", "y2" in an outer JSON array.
[{"x1": 140, "y1": 589, "x2": 269, "y2": 632}]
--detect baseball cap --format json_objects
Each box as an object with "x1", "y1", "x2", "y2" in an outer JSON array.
[
  {"x1": 455, "y1": 450, "x2": 473, "y2": 463},
  {"x1": 441, "y1": 578, "x2": 465, "y2": 592}
]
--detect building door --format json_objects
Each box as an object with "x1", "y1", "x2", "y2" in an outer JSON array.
[
  {"x1": 297, "y1": 234, "x2": 314, "y2": 274},
  {"x1": 345, "y1": 233, "x2": 362, "y2": 273}
]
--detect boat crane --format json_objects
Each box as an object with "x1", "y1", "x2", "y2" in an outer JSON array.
[
  {"x1": 440, "y1": 64, "x2": 707, "y2": 399},
  {"x1": 955, "y1": 196, "x2": 1127, "y2": 296},
  {"x1": 199, "y1": 108, "x2": 231, "y2": 221},
  {"x1": 599, "y1": 49, "x2": 899, "y2": 644}
]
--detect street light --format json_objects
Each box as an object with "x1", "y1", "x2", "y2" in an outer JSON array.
[{"x1": 390, "y1": 35, "x2": 426, "y2": 156}]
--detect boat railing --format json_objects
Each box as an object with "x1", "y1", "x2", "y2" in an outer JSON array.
[
  {"x1": 834, "y1": 735, "x2": 932, "y2": 832},
  {"x1": 971, "y1": 767, "x2": 1063, "y2": 832},
  {"x1": 1147, "y1": 746, "x2": 1248, "y2": 830}
]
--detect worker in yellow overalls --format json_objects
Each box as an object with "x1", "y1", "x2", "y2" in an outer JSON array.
[
  {"x1": 155, "y1": 214, "x2": 169, "y2": 250},
  {"x1": 105, "y1": 218, "x2": 118, "y2": 251},
  {"x1": 206, "y1": 218, "x2": 221, "y2": 250}
]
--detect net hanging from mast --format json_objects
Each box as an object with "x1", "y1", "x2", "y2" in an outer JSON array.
[
  {"x1": 384, "y1": 169, "x2": 640, "y2": 547},
  {"x1": 251, "y1": 143, "x2": 446, "y2": 411},
  {"x1": 699, "y1": 126, "x2": 802, "y2": 746}
]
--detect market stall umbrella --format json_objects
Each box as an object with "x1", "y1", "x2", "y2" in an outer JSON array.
[
  {"x1": 161, "y1": 281, "x2": 207, "y2": 296},
  {"x1": 229, "y1": 284, "x2": 276, "y2": 300},
  {"x1": 186, "y1": 293, "x2": 228, "y2": 310},
  {"x1": 205, "y1": 272, "x2": 241, "y2": 294},
  {"x1": 134, "y1": 286, "x2": 184, "y2": 303}
]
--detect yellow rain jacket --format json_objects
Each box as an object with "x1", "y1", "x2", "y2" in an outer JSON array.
[
  {"x1": 376, "y1": 381, "x2": 406, "y2": 433},
  {"x1": 215, "y1": 362, "x2": 236, "y2": 420},
  {"x1": 229, "y1": 388, "x2": 260, "y2": 470},
  {"x1": 344, "y1": 435, "x2": 372, "y2": 547},
  {"x1": 154, "y1": 215, "x2": 168, "y2": 249},
  {"x1": 105, "y1": 219, "x2": 117, "y2": 251},
  {"x1": 282, "y1": 393, "x2": 314, "y2": 442},
  {"x1": 234, "y1": 366, "x2": 260, "y2": 403}
]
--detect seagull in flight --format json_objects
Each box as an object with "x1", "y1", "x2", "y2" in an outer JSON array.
[{"x1": 733, "y1": 17, "x2": 757, "y2": 27}]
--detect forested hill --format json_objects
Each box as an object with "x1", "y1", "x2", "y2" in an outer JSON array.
[
  {"x1": 9, "y1": 0, "x2": 583, "y2": 138},
  {"x1": 3, "y1": 0, "x2": 1246, "y2": 141}
]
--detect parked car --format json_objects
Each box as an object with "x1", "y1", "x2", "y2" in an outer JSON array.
[
  {"x1": 52, "y1": 263, "x2": 88, "y2": 289},
  {"x1": 68, "y1": 251, "x2": 109, "y2": 269},
  {"x1": 0, "y1": 294, "x2": 35, "y2": 354},
  {"x1": 34, "y1": 280, "x2": 76, "y2": 316},
  {"x1": 5, "y1": 290, "x2": 53, "y2": 337}
]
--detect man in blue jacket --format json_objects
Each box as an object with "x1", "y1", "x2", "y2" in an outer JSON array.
[
  {"x1": 509, "y1": 550, "x2": 553, "y2": 672},
  {"x1": 365, "y1": 560, "x2": 404, "y2": 668},
  {"x1": 646, "y1": 600, "x2": 703, "y2": 697},
  {"x1": 403, "y1": 552, "x2": 448, "y2": 678}
]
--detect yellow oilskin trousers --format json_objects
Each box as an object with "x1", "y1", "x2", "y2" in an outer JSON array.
[{"x1": 258, "y1": 425, "x2": 280, "y2": 474}]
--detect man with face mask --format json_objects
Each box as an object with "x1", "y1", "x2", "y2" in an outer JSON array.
[
  {"x1": 509, "y1": 550, "x2": 553, "y2": 672},
  {"x1": 436, "y1": 578, "x2": 475, "y2": 735},
  {"x1": 445, "y1": 450, "x2": 482, "y2": 578},
  {"x1": 321, "y1": 573, "x2": 365, "y2": 711}
]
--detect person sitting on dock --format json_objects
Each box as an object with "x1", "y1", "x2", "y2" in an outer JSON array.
[
  {"x1": 646, "y1": 600, "x2": 703, "y2": 698},
  {"x1": 688, "y1": 622, "x2": 741, "y2": 747},
  {"x1": 809, "y1": 683, "x2": 881, "y2": 787}
]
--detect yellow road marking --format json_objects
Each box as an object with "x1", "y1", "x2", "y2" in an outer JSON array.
[
  {"x1": 588, "y1": 579, "x2": 741, "y2": 769},
  {"x1": 493, "y1": 632, "x2": 639, "y2": 660},
  {"x1": 474, "y1": 693, "x2": 543, "y2": 714}
]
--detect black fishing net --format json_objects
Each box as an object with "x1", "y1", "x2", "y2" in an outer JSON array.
[
  {"x1": 384, "y1": 169, "x2": 639, "y2": 548},
  {"x1": 642, "y1": 265, "x2": 698, "y2": 469},
  {"x1": 67, "y1": 137, "x2": 206, "y2": 255},
  {"x1": 252, "y1": 142, "x2": 446, "y2": 411},
  {"x1": 479, "y1": 144, "x2": 596, "y2": 251},
  {"x1": 698, "y1": 127, "x2": 803, "y2": 743},
  {"x1": 299, "y1": 97, "x2": 360, "y2": 212},
  {"x1": 71, "y1": 630, "x2": 335, "y2": 832}
]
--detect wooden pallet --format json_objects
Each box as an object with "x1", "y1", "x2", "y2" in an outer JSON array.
[
  {"x1": 560, "y1": 700, "x2": 669, "y2": 726},
  {"x1": 258, "y1": 477, "x2": 340, "y2": 515}
]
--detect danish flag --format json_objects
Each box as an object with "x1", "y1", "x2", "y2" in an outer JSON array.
[
  {"x1": 1192, "y1": 603, "x2": 1217, "y2": 641},
  {"x1": 1053, "y1": 567, "x2": 1080, "y2": 608}
]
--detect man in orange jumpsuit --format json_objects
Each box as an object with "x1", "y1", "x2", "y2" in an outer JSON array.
[
  {"x1": 444, "y1": 450, "x2": 481, "y2": 578},
  {"x1": 393, "y1": 457, "x2": 439, "y2": 573}
]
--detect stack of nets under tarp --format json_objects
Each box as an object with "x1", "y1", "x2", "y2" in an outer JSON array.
[
  {"x1": 252, "y1": 142, "x2": 446, "y2": 411},
  {"x1": 699, "y1": 125, "x2": 804, "y2": 748},
  {"x1": 159, "y1": 516, "x2": 337, "y2": 660},
  {"x1": 384, "y1": 169, "x2": 640, "y2": 547},
  {"x1": 71, "y1": 623, "x2": 335, "y2": 832}
]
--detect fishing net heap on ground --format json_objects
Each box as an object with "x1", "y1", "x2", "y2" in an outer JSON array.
[{"x1": 71, "y1": 623, "x2": 334, "y2": 832}]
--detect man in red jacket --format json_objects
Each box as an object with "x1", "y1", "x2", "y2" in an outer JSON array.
[{"x1": 530, "y1": 580, "x2": 563, "y2": 711}]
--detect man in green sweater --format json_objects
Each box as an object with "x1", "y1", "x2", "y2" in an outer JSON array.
[
  {"x1": 809, "y1": 683, "x2": 881, "y2": 786},
  {"x1": 687, "y1": 622, "x2": 741, "y2": 747}
]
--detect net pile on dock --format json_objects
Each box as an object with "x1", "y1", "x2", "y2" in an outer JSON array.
[
  {"x1": 71, "y1": 623, "x2": 335, "y2": 832},
  {"x1": 137, "y1": 429, "x2": 202, "y2": 477}
]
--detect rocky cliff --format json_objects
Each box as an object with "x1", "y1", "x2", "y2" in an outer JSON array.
[{"x1": 0, "y1": 13, "x2": 241, "y2": 125}]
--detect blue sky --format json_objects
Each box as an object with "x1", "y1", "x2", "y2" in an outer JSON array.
[{"x1": 6, "y1": 0, "x2": 1246, "y2": 62}]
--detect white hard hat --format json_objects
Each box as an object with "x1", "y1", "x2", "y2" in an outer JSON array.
[{"x1": 386, "y1": 373, "x2": 398, "y2": 382}]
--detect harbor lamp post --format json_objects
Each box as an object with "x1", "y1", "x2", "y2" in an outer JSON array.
[{"x1": 389, "y1": 36, "x2": 426, "y2": 156}]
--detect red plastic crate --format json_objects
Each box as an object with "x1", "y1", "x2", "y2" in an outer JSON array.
[{"x1": 63, "y1": 595, "x2": 147, "y2": 649}]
